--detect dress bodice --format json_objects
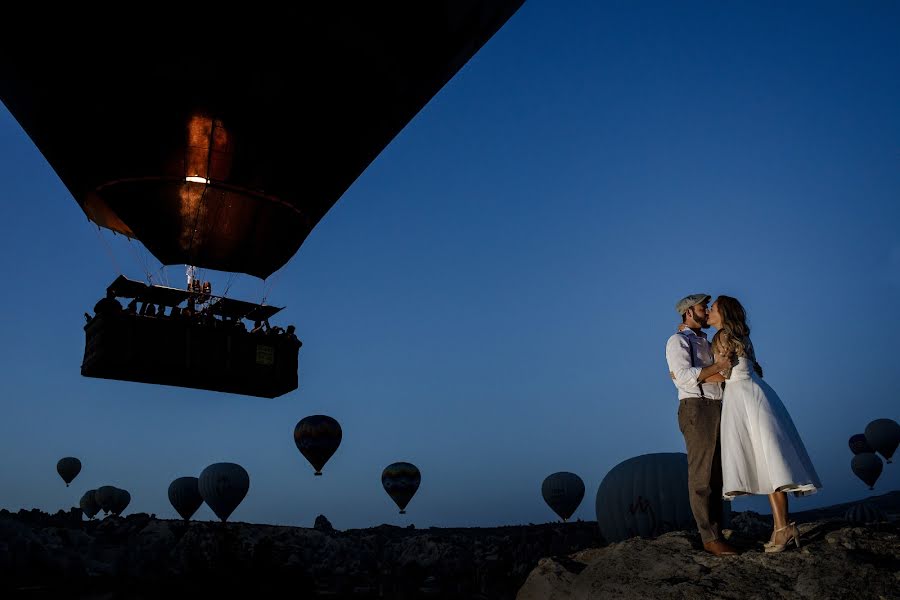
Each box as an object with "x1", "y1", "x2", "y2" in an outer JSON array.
[{"x1": 728, "y1": 357, "x2": 755, "y2": 381}]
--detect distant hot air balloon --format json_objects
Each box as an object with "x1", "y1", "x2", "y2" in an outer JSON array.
[
  {"x1": 95, "y1": 486, "x2": 118, "y2": 515},
  {"x1": 851, "y1": 453, "x2": 883, "y2": 489},
  {"x1": 382, "y1": 462, "x2": 421, "y2": 514},
  {"x1": 199, "y1": 463, "x2": 250, "y2": 522},
  {"x1": 56, "y1": 457, "x2": 82, "y2": 487},
  {"x1": 110, "y1": 489, "x2": 131, "y2": 516},
  {"x1": 294, "y1": 415, "x2": 342, "y2": 476},
  {"x1": 541, "y1": 472, "x2": 585, "y2": 522},
  {"x1": 844, "y1": 502, "x2": 886, "y2": 525},
  {"x1": 864, "y1": 419, "x2": 900, "y2": 464},
  {"x1": 168, "y1": 477, "x2": 204, "y2": 521},
  {"x1": 79, "y1": 490, "x2": 100, "y2": 519},
  {"x1": 848, "y1": 433, "x2": 874, "y2": 455},
  {"x1": 596, "y1": 453, "x2": 724, "y2": 543}
]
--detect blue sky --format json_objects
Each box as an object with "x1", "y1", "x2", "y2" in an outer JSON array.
[{"x1": 1, "y1": 1, "x2": 898, "y2": 528}]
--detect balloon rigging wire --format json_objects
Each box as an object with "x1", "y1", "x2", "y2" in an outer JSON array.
[{"x1": 92, "y1": 224, "x2": 123, "y2": 276}]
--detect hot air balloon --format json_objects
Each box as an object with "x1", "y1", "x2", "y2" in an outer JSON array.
[
  {"x1": 844, "y1": 502, "x2": 886, "y2": 525},
  {"x1": 168, "y1": 477, "x2": 204, "y2": 521},
  {"x1": 595, "y1": 453, "x2": 731, "y2": 543},
  {"x1": 382, "y1": 463, "x2": 421, "y2": 514},
  {"x1": 199, "y1": 463, "x2": 250, "y2": 522},
  {"x1": 851, "y1": 453, "x2": 883, "y2": 489},
  {"x1": 56, "y1": 457, "x2": 81, "y2": 487},
  {"x1": 541, "y1": 472, "x2": 585, "y2": 522},
  {"x1": 0, "y1": 2, "x2": 524, "y2": 398},
  {"x1": 294, "y1": 416, "x2": 342, "y2": 476},
  {"x1": 848, "y1": 433, "x2": 874, "y2": 455},
  {"x1": 864, "y1": 419, "x2": 900, "y2": 464},
  {"x1": 95, "y1": 486, "x2": 118, "y2": 515},
  {"x1": 110, "y1": 489, "x2": 131, "y2": 516},
  {"x1": 79, "y1": 490, "x2": 100, "y2": 520}
]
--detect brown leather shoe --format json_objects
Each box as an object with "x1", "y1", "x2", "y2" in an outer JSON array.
[{"x1": 703, "y1": 540, "x2": 739, "y2": 556}]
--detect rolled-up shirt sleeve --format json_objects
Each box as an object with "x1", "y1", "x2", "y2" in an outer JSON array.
[{"x1": 666, "y1": 335, "x2": 700, "y2": 389}]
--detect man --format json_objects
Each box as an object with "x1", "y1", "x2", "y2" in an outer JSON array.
[{"x1": 666, "y1": 293, "x2": 737, "y2": 556}]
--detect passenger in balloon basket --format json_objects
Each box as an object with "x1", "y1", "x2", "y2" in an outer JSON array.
[{"x1": 667, "y1": 294, "x2": 822, "y2": 556}]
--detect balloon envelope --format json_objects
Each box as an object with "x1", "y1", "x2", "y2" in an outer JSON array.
[
  {"x1": 541, "y1": 472, "x2": 585, "y2": 522},
  {"x1": 294, "y1": 415, "x2": 342, "y2": 475},
  {"x1": 382, "y1": 462, "x2": 421, "y2": 514},
  {"x1": 848, "y1": 433, "x2": 873, "y2": 455},
  {"x1": 95, "y1": 486, "x2": 118, "y2": 514},
  {"x1": 199, "y1": 463, "x2": 250, "y2": 522},
  {"x1": 844, "y1": 502, "x2": 886, "y2": 525},
  {"x1": 596, "y1": 453, "x2": 719, "y2": 543},
  {"x1": 110, "y1": 489, "x2": 131, "y2": 516},
  {"x1": 0, "y1": 3, "x2": 524, "y2": 279},
  {"x1": 79, "y1": 490, "x2": 100, "y2": 519},
  {"x1": 864, "y1": 419, "x2": 900, "y2": 464},
  {"x1": 851, "y1": 453, "x2": 883, "y2": 489},
  {"x1": 168, "y1": 477, "x2": 204, "y2": 521},
  {"x1": 56, "y1": 457, "x2": 82, "y2": 486}
]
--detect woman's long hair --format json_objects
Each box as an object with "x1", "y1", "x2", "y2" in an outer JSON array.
[{"x1": 713, "y1": 295, "x2": 753, "y2": 359}]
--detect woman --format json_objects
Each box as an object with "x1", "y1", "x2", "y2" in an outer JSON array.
[{"x1": 708, "y1": 296, "x2": 822, "y2": 552}]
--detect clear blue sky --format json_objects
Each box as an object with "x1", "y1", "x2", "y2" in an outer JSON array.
[{"x1": 1, "y1": 1, "x2": 898, "y2": 528}]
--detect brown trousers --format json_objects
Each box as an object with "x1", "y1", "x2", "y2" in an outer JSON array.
[{"x1": 677, "y1": 397, "x2": 724, "y2": 544}]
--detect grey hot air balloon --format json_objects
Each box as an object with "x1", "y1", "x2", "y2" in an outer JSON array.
[
  {"x1": 596, "y1": 453, "x2": 729, "y2": 543},
  {"x1": 293, "y1": 415, "x2": 342, "y2": 475},
  {"x1": 95, "y1": 485, "x2": 118, "y2": 514},
  {"x1": 864, "y1": 419, "x2": 900, "y2": 464},
  {"x1": 56, "y1": 457, "x2": 82, "y2": 487},
  {"x1": 79, "y1": 489, "x2": 100, "y2": 519},
  {"x1": 168, "y1": 477, "x2": 204, "y2": 521},
  {"x1": 844, "y1": 502, "x2": 886, "y2": 525},
  {"x1": 199, "y1": 463, "x2": 250, "y2": 522},
  {"x1": 381, "y1": 462, "x2": 420, "y2": 514},
  {"x1": 851, "y1": 453, "x2": 883, "y2": 489},
  {"x1": 110, "y1": 488, "x2": 131, "y2": 516},
  {"x1": 541, "y1": 472, "x2": 585, "y2": 522}
]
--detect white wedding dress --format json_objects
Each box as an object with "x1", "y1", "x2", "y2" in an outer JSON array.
[{"x1": 720, "y1": 350, "x2": 822, "y2": 500}]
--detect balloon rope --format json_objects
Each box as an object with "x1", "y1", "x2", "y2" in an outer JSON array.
[{"x1": 92, "y1": 225, "x2": 123, "y2": 276}]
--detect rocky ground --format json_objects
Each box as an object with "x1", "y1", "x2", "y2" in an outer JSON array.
[
  {"x1": 518, "y1": 492, "x2": 900, "y2": 600},
  {"x1": 0, "y1": 492, "x2": 896, "y2": 599}
]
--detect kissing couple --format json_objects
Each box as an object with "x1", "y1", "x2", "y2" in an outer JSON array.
[{"x1": 666, "y1": 294, "x2": 822, "y2": 556}]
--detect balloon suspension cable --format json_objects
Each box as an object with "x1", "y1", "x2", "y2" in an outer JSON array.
[
  {"x1": 221, "y1": 272, "x2": 239, "y2": 299},
  {"x1": 125, "y1": 237, "x2": 154, "y2": 284},
  {"x1": 258, "y1": 249, "x2": 300, "y2": 306},
  {"x1": 92, "y1": 225, "x2": 123, "y2": 276}
]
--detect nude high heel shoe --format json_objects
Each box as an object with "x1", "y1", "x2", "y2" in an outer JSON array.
[{"x1": 764, "y1": 522, "x2": 800, "y2": 553}]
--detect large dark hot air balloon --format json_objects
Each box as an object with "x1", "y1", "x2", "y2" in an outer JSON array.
[
  {"x1": 0, "y1": 3, "x2": 524, "y2": 398},
  {"x1": 79, "y1": 490, "x2": 100, "y2": 520},
  {"x1": 382, "y1": 462, "x2": 421, "y2": 514},
  {"x1": 56, "y1": 457, "x2": 81, "y2": 487},
  {"x1": 851, "y1": 453, "x2": 883, "y2": 490},
  {"x1": 199, "y1": 463, "x2": 250, "y2": 522},
  {"x1": 0, "y1": 3, "x2": 524, "y2": 278},
  {"x1": 596, "y1": 453, "x2": 710, "y2": 543},
  {"x1": 865, "y1": 419, "x2": 900, "y2": 464},
  {"x1": 294, "y1": 416, "x2": 342, "y2": 476},
  {"x1": 541, "y1": 472, "x2": 585, "y2": 522},
  {"x1": 848, "y1": 433, "x2": 874, "y2": 455},
  {"x1": 95, "y1": 486, "x2": 118, "y2": 515},
  {"x1": 110, "y1": 489, "x2": 131, "y2": 516},
  {"x1": 168, "y1": 477, "x2": 204, "y2": 521}
]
